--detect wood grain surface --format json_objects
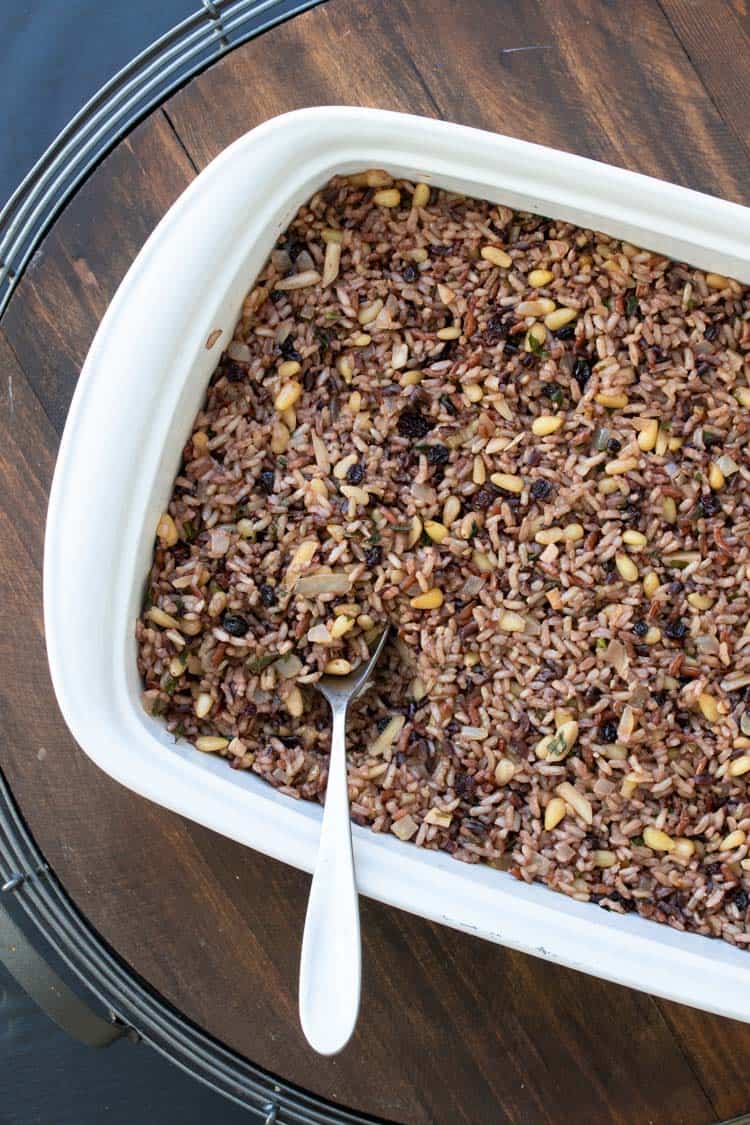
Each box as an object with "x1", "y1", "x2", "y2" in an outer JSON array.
[{"x1": 3, "y1": 1, "x2": 750, "y2": 1121}]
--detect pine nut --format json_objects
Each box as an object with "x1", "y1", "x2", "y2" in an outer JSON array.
[
  {"x1": 615, "y1": 554, "x2": 639, "y2": 582},
  {"x1": 555, "y1": 782, "x2": 593, "y2": 825},
  {"x1": 528, "y1": 268, "x2": 554, "y2": 288},
  {"x1": 443, "y1": 495, "x2": 461, "y2": 525},
  {"x1": 720, "y1": 830, "x2": 746, "y2": 851},
  {"x1": 406, "y1": 515, "x2": 423, "y2": 548},
  {"x1": 410, "y1": 588, "x2": 444, "y2": 610},
  {"x1": 278, "y1": 359, "x2": 301, "y2": 378},
  {"x1": 662, "y1": 497, "x2": 677, "y2": 523},
  {"x1": 156, "y1": 513, "x2": 178, "y2": 548},
  {"x1": 324, "y1": 659, "x2": 352, "y2": 675},
  {"x1": 473, "y1": 455, "x2": 486, "y2": 484},
  {"x1": 195, "y1": 736, "x2": 229, "y2": 753},
  {"x1": 194, "y1": 693, "x2": 213, "y2": 719},
  {"x1": 687, "y1": 592, "x2": 713, "y2": 611},
  {"x1": 373, "y1": 188, "x2": 401, "y2": 207},
  {"x1": 412, "y1": 182, "x2": 430, "y2": 207},
  {"x1": 490, "y1": 472, "x2": 524, "y2": 493},
  {"x1": 596, "y1": 393, "x2": 629, "y2": 409},
  {"x1": 481, "y1": 245, "x2": 512, "y2": 268},
  {"x1": 424, "y1": 520, "x2": 449, "y2": 543},
  {"x1": 274, "y1": 270, "x2": 320, "y2": 290},
  {"x1": 147, "y1": 607, "x2": 180, "y2": 630},
  {"x1": 637, "y1": 418, "x2": 659, "y2": 451},
  {"x1": 544, "y1": 797, "x2": 567, "y2": 830},
  {"x1": 286, "y1": 687, "x2": 304, "y2": 717},
  {"x1": 330, "y1": 615, "x2": 355, "y2": 639},
  {"x1": 593, "y1": 850, "x2": 617, "y2": 868},
  {"x1": 643, "y1": 571, "x2": 660, "y2": 598},
  {"x1": 643, "y1": 826, "x2": 674, "y2": 852},
  {"x1": 532, "y1": 414, "x2": 564, "y2": 436},
  {"x1": 544, "y1": 307, "x2": 577, "y2": 331},
  {"x1": 494, "y1": 758, "x2": 515, "y2": 785},
  {"x1": 605, "y1": 456, "x2": 638, "y2": 475},
  {"x1": 698, "y1": 693, "x2": 720, "y2": 722},
  {"x1": 274, "y1": 381, "x2": 301, "y2": 412},
  {"x1": 709, "y1": 462, "x2": 725, "y2": 490},
  {"x1": 358, "y1": 298, "x2": 383, "y2": 326}
]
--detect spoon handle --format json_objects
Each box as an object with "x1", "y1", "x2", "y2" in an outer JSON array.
[{"x1": 299, "y1": 701, "x2": 361, "y2": 1055}]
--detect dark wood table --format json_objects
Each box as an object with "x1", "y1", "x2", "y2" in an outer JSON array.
[{"x1": 3, "y1": 2, "x2": 750, "y2": 1121}]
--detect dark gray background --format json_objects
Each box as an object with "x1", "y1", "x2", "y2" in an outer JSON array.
[{"x1": 1, "y1": 3, "x2": 259, "y2": 1121}]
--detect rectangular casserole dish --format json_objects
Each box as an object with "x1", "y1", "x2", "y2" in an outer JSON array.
[{"x1": 45, "y1": 106, "x2": 750, "y2": 1020}]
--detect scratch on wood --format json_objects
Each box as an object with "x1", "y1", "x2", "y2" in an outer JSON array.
[
  {"x1": 501, "y1": 44, "x2": 553, "y2": 55},
  {"x1": 7, "y1": 373, "x2": 14, "y2": 416}
]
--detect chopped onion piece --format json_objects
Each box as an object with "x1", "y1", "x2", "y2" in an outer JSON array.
[
  {"x1": 716, "y1": 453, "x2": 740, "y2": 477},
  {"x1": 605, "y1": 638, "x2": 629, "y2": 676},
  {"x1": 271, "y1": 249, "x2": 292, "y2": 273},
  {"x1": 295, "y1": 572, "x2": 351, "y2": 597},
  {"x1": 275, "y1": 653, "x2": 303, "y2": 679},
  {"x1": 593, "y1": 426, "x2": 610, "y2": 451},
  {"x1": 460, "y1": 575, "x2": 484, "y2": 598},
  {"x1": 294, "y1": 249, "x2": 316, "y2": 273},
  {"x1": 227, "y1": 341, "x2": 251, "y2": 362}
]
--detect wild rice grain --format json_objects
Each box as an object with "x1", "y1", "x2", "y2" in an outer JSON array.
[{"x1": 137, "y1": 172, "x2": 750, "y2": 950}]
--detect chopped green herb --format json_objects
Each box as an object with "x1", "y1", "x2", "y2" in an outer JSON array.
[
  {"x1": 630, "y1": 834, "x2": 644, "y2": 846},
  {"x1": 526, "y1": 333, "x2": 548, "y2": 358},
  {"x1": 392, "y1": 524, "x2": 411, "y2": 533},
  {"x1": 247, "y1": 653, "x2": 277, "y2": 674},
  {"x1": 182, "y1": 520, "x2": 196, "y2": 543},
  {"x1": 596, "y1": 638, "x2": 608, "y2": 650},
  {"x1": 277, "y1": 456, "x2": 288, "y2": 468},
  {"x1": 366, "y1": 529, "x2": 381, "y2": 545},
  {"x1": 626, "y1": 294, "x2": 639, "y2": 315},
  {"x1": 467, "y1": 520, "x2": 479, "y2": 540}
]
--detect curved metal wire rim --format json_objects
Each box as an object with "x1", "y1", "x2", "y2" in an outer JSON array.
[
  {"x1": 0, "y1": 0, "x2": 322, "y2": 319},
  {"x1": 0, "y1": 769, "x2": 378, "y2": 1124},
  {"x1": 0, "y1": 1, "x2": 380, "y2": 1117}
]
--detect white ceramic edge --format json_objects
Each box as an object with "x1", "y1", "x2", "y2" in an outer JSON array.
[{"x1": 44, "y1": 106, "x2": 750, "y2": 1022}]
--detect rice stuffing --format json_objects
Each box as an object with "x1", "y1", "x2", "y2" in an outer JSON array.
[{"x1": 136, "y1": 170, "x2": 750, "y2": 947}]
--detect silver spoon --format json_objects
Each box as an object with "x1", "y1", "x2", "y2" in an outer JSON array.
[{"x1": 298, "y1": 626, "x2": 391, "y2": 1055}]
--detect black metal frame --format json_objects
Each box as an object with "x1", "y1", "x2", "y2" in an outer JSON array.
[
  {"x1": 0, "y1": 0, "x2": 384, "y2": 1120},
  {"x1": 0, "y1": 0, "x2": 323, "y2": 318},
  {"x1": 0, "y1": 770, "x2": 379, "y2": 1124}
]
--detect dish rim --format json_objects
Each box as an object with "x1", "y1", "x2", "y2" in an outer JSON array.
[{"x1": 44, "y1": 105, "x2": 750, "y2": 1021}]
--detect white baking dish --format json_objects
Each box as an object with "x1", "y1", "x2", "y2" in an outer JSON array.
[{"x1": 45, "y1": 107, "x2": 750, "y2": 1021}]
